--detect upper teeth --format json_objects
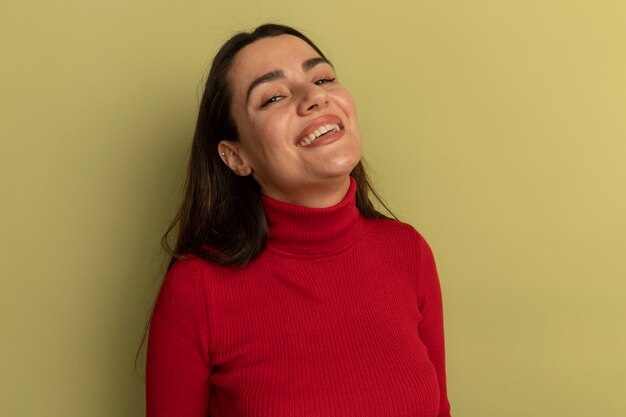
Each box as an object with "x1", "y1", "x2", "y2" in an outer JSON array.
[{"x1": 297, "y1": 124, "x2": 341, "y2": 147}]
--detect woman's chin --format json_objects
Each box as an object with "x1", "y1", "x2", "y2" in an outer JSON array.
[{"x1": 323, "y1": 152, "x2": 361, "y2": 177}]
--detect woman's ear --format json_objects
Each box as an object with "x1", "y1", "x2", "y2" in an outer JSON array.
[{"x1": 218, "y1": 140, "x2": 253, "y2": 176}]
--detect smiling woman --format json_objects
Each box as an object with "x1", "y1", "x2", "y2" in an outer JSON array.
[{"x1": 145, "y1": 23, "x2": 452, "y2": 417}]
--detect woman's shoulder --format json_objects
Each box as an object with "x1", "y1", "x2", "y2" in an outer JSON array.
[
  {"x1": 168, "y1": 253, "x2": 210, "y2": 273},
  {"x1": 364, "y1": 216, "x2": 429, "y2": 244},
  {"x1": 363, "y1": 217, "x2": 437, "y2": 265},
  {"x1": 159, "y1": 254, "x2": 224, "y2": 295}
]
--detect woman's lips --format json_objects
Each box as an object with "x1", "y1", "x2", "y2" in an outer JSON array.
[
  {"x1": 297, "y1": 123, "x2": 342, "y2": 147},
  {"x1": 296, "y1": 115, "x2": 344, "y2": 147}
]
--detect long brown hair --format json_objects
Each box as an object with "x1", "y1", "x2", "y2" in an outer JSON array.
[{"x1": 163, "y1": 23, "x2": 393, "y2": 268}]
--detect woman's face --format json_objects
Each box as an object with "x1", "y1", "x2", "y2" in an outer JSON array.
[{"x1": 220, "y1": 34, "x2": 362, "y2": 206}]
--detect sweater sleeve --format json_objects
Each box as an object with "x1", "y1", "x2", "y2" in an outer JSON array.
[
  {"x1": 146, "y1": 259, "x2": 212, "y2": 417},
  {"x1": 416, "y1": 233, "x2": 451, "y2": 417}
]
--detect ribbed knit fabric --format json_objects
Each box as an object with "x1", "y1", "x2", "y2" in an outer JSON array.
[{"x1": 146, "y1": 177, "x2": 451, "y2": 417}]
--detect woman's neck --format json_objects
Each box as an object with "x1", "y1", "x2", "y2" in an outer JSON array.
[
  {"x1": 260, "y1": 176, "x2": 362, "y2": 257},
  {"x1": 260, "y1": 176, "x2": 352, "y2": 208}
]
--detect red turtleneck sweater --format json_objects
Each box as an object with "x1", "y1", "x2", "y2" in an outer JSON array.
[{"x1": 146, "y1": 178, "x2": 451, "y2": 417}]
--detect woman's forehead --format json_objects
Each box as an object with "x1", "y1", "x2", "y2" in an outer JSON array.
[{"x1": 228, "y1": 35, "x2": 322, "y2": 93}]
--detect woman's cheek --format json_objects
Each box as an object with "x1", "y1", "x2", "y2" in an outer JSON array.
[
  {"x1": 259, "y1": 115, "x2": 289, "y2": 148},
  {"x1": 334, "y1": 90, "x2": 358, "y2": 115}
]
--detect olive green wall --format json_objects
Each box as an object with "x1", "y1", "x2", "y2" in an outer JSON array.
[{"x1": 2, "y1": 1, "x2": 625, "y2": 416}]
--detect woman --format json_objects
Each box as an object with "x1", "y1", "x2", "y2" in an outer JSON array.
[{"x1": 146, "y1": 23, "x2": 452, "y2": 417}]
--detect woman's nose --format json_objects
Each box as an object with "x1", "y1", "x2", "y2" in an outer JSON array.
[{"x1": 296, "y1": 84, "x2": 328, "y2": 115}]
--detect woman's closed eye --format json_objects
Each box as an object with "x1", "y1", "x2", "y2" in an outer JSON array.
[
  {"x1": 314, "y1": 77, "x2": 336, "y2": 85},
  {"x1": 261, "y1": 94, "x2": 284, "y2": 108}
]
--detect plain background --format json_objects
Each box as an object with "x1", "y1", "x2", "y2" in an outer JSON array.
[{"x1": 1, "y1": 1, "x2": 625, "y2": 416}]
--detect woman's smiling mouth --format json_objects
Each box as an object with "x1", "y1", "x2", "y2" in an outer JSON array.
[
  {"x1": 297, "y1": 123, "x2": 342, "y2": 147},
  {"x1": 296, "y1": 114, "x2": 345, "y2": 147}
]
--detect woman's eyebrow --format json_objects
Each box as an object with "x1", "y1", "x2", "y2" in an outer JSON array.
[
  {"x1": 302, "y1": 57, "x2": 333, "y2": 72},
  {"x1": 245, "y1": 70, "x2": 284, "y2": 105},
  {"x1": 245, "y1": 57, "x2": 334, "y2": 105}
]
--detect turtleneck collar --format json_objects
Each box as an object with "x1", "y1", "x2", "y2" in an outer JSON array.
[{"x1": 260, "y1": 177, "x2": 363, "y2": 258}]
